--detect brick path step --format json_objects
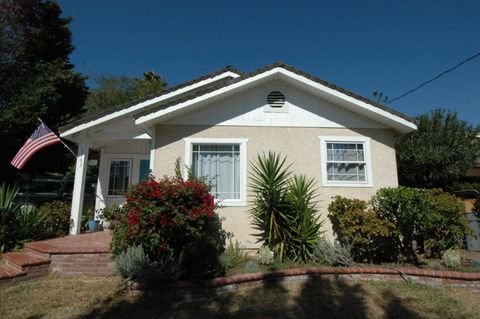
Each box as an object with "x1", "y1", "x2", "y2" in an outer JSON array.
[
  {"x1": 4, "y1": 252, "x2": 50, "y2": 272},
  {"x1": 0, "y1": 264, "x2": 26, "y2": 279}
]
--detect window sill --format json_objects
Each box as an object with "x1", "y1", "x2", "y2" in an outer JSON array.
[
  {"x1": 215, "y1": 199, "x2": 247, "y2": 207},
  {"x1": 322, "y1": 182, "x2": 373, "y2": 188}
]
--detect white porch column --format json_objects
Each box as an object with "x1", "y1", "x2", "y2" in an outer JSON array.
[{"x1": 70, "y1": 135, "x2": 90, "y2": 235}]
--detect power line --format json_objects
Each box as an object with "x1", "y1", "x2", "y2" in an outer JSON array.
[{"x1": 386, "y1": 51, "x2": 480, "y2": 104}]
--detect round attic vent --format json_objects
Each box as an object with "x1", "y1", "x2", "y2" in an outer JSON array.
[{"x1": 267, "y1": 91, "x2": 285, "y2": 108}]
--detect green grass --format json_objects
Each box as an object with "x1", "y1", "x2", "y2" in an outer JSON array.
[{"x1": 1, "y1": 275, "x2": 480, "y2": 319}]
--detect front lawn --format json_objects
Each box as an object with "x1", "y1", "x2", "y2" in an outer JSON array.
[{"x1": 1, "y1": 275, "x2": 479, "y2": 319}]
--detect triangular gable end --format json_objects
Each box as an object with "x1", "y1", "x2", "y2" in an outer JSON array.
[{"x1": 135, "y1": 65, "x2": 417, "y2": 134}]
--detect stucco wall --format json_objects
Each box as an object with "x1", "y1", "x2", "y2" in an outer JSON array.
[{"x1": 154, "y1": 125, "x2": 398, "y2": 247}]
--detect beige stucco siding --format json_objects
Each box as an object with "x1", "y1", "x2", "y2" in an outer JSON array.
[{"x1": 154, "y1": 125, "x2": 398, "y2": 247}]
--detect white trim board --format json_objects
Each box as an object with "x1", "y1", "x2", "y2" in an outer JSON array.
[{"x1": 60, "y1": 71, "x2": 241, "y2": 138}]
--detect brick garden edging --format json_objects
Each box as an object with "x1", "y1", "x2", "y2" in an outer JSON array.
[{"x1": 131, "y1": 266, "x2": 480, "y2": 291}]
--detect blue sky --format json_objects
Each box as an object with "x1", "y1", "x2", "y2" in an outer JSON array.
[{"x1": 59, "y1": 0, "x2": 480, "y2": 124}]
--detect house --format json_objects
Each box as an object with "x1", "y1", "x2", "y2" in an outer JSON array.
[{"x1": 60, "y1": 62, "x2": 417, "y2": 246}]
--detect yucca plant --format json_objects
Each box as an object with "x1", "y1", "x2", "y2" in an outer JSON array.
[
  {"x1": 285, "y1": 175, "x2": 323, "y2": 262},
  {"x1": 0, "y1": 183, "x2": 23, "y2": 252},
  {"x1": 250, "y1": 153, "x2": 323, "y2": 262},
  {"x1": 15, "y1": 206, "x2": 48, "y2": 243},
  {"x1": 249, "y1": 152, "x2": 293, "y2": 259}
]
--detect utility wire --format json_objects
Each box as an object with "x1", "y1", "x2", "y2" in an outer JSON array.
[{"x1": 386, "y1": 51, "x2": 480, "y2": 104}]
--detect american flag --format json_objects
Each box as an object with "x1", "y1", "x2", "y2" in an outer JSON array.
[{"x1": 10, "y1": 123, "x2": 62, "y2": 169}]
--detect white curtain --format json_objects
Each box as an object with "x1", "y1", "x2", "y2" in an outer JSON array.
[{"x1": 192, "y1": 145, "x2": 240, "y2": 200}]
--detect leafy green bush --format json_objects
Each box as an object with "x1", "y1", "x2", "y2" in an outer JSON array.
[
  {"x1": 424, "y1": 189, "x2": 470, "y2": 257},
  {"x1": 257, "y1": 246, "x2": 274, "y2": 265},
  {"x1": 312, "y1": 238, "x2": 352, "y2": 267},
  {"x1": 103, "y1": 175, "x2": 227, "y2": 280},
  {"x1": 473, "y1": 199, "x2": 480, "y2": 218},
  {"x1": 250, "y1": 152, "x2": 322, "y2": 262},
  {"x1": 371, "y1": 187, "x2": 433, "y2": 261},
  {"x1": 441, "y1": 249, "x2": 461, "y2": 268},
  {"x1": 371, "y1": 187, "x2": 470, "y2": 260},
  {"x1": 328, "y1": 196, "x2": 398, "y2": 263},
  {"x1": 37, "y1": 200, "x2": 71, "y2": 238},
  {"x1": 330, "y1": 187, "x2": 471, "y2": 263}
]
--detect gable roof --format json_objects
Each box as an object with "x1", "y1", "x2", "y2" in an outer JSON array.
[
  {"x1": 60, "y1": 62, "x2": 416, "y2": 138},
  {"x1": 59, "y1": 66, "x2": 242, "y2": 137}
]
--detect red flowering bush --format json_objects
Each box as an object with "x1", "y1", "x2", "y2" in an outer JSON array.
[{"x1": 103, "y1": 175, "x2": 226, "y2": 280}]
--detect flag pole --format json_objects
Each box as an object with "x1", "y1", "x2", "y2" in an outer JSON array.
[{"x1": 37, "y1": 118, "x2": 77, "y2": 158}]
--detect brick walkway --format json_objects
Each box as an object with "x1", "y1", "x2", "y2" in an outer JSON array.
[
  {"x1": 25, "y1": 231, "x2": 111, "y2": 254},
  {"x1": 0, "y1": 231, "x2": 113, "y2": 287}
]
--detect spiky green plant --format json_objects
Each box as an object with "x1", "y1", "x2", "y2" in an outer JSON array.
[
  {"x1": 285, "y1": 175, "x2": 323, "y2": 262},
  {"x1": 0, "y1": 183, "x2": 23, "y2": 252},
  {"x1": 249, "y1": 152, "x2": 292, "y2": 258},
  {"x1": 250, "y1": 153, "x2": 323, "y2": 262}
]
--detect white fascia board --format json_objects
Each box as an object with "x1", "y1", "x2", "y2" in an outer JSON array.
[
  {"x1": 60, "y1": 71, "x2": 241, "y2": 138},
  {"x1": 135, "y1": 69, "x2": 281, "y2": 126},
  {"x1": 135, "y1": 67, "x2": 417, "y2": 133},
  {"x1": 277, "y1": 69, "x2": 417, "y2": 132}
]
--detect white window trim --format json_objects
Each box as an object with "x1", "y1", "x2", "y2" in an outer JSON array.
[
  {"x1": 318, "y1": 136, "x2": 373, "y2": 188},
  {"x1": 183, "y1": 137, "x2": 248, "y2": 206}
]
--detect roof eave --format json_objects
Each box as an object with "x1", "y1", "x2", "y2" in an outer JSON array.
[{"x1": 59, "y1": 69, "x2": 242, "y2": 139}]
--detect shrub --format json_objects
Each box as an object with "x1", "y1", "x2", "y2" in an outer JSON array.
[
  {"x1": 250, "y1": 152, "x2": 292, "y2": 257},
  {"x1": 114, "y1": 245, "x2": 150, "y2": 280},
  {"x1": 0, "y1": 183, "x2": 21, "y2": 252},
  {"x1": 14, "y1": 206, "x2": 48, "y2": 244},
  {"x1": 473, "y1": 198, "x2": 480, "y2": 218},
  {"x1": 312, "y1": 238, "x2": 352, "y2": 267},
  {"x1": 257, "y1": 246, "x2": 274, "y2": 265},
  {"x1": 371, "y1": 187, "x2": 434, "y2": 261},
  {"x1": 328, "y1": 196, "x2": 398, "y2": 263},
  {"x1": 424, "y1": 189, "x2": 470, "y2": 257},
  {"x1": 104, "y1": 175, "x2": 227, "y2": 280},
  {"x1": 244, "y1": 260, "x2": 260, "y2": 273},
  {"x1": 441, "y1": 249, "x2": 461, "y2": 268},
  {"x1": 250, "y1": 152, "x2": 322, "y2": 262},
  {"x1": 371, "y1": 187, "x2": 471, "y2": 260},
  {"x1": 37, "y1": 200, "x2": 71, "y2": 238},
  {"x1": 285, "y1": 175, "x2": 323, "y2": 262},
  {"x1": 219, "y1": 239, "x2": 248, "y2": 269}
]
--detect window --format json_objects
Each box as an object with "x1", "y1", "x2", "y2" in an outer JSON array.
[
  {"x1": 108, "y1": 159, "x2": 131, "y2": 195},
  {"x1": 192, "y1": 145, "x2": 240, "y2": 200},
  {"x1": 319, "y1": 136, "x2": 373, "y2": 187},
  {"x1": 184, "y1": 138, "x2": 248, "y2": 206}
]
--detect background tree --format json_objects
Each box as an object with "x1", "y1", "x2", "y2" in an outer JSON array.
[
  {"x1": 396, "y1": 109, "x2": 480, "y2": 188},
  {"x1": 83, "y1": 71, "x2": 167, "y2": 116},
  {"x1": 0, "y1": 0, "x2": 88, "y2": 182}
]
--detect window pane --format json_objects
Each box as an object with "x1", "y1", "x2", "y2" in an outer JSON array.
[
  {"x1": 192, "y1": 144, "x2": 240, "y2": 200},
  {"x1": 108, "y1": 160, "x2": 131, "y2": 195},
  {"x1": 327, "y1": 142, "x2": 365, "y2": 162},
  {"x1": 326, "y1": 163, "x2": 366, "y2": 182}
]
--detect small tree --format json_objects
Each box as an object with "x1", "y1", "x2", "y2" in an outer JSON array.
[
  {"x1": 396, "y1": 109, "x2": 480, "y2": 188},
  {"x1": 83, "y1": 71, "x2": 167, "y2": 116}
]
